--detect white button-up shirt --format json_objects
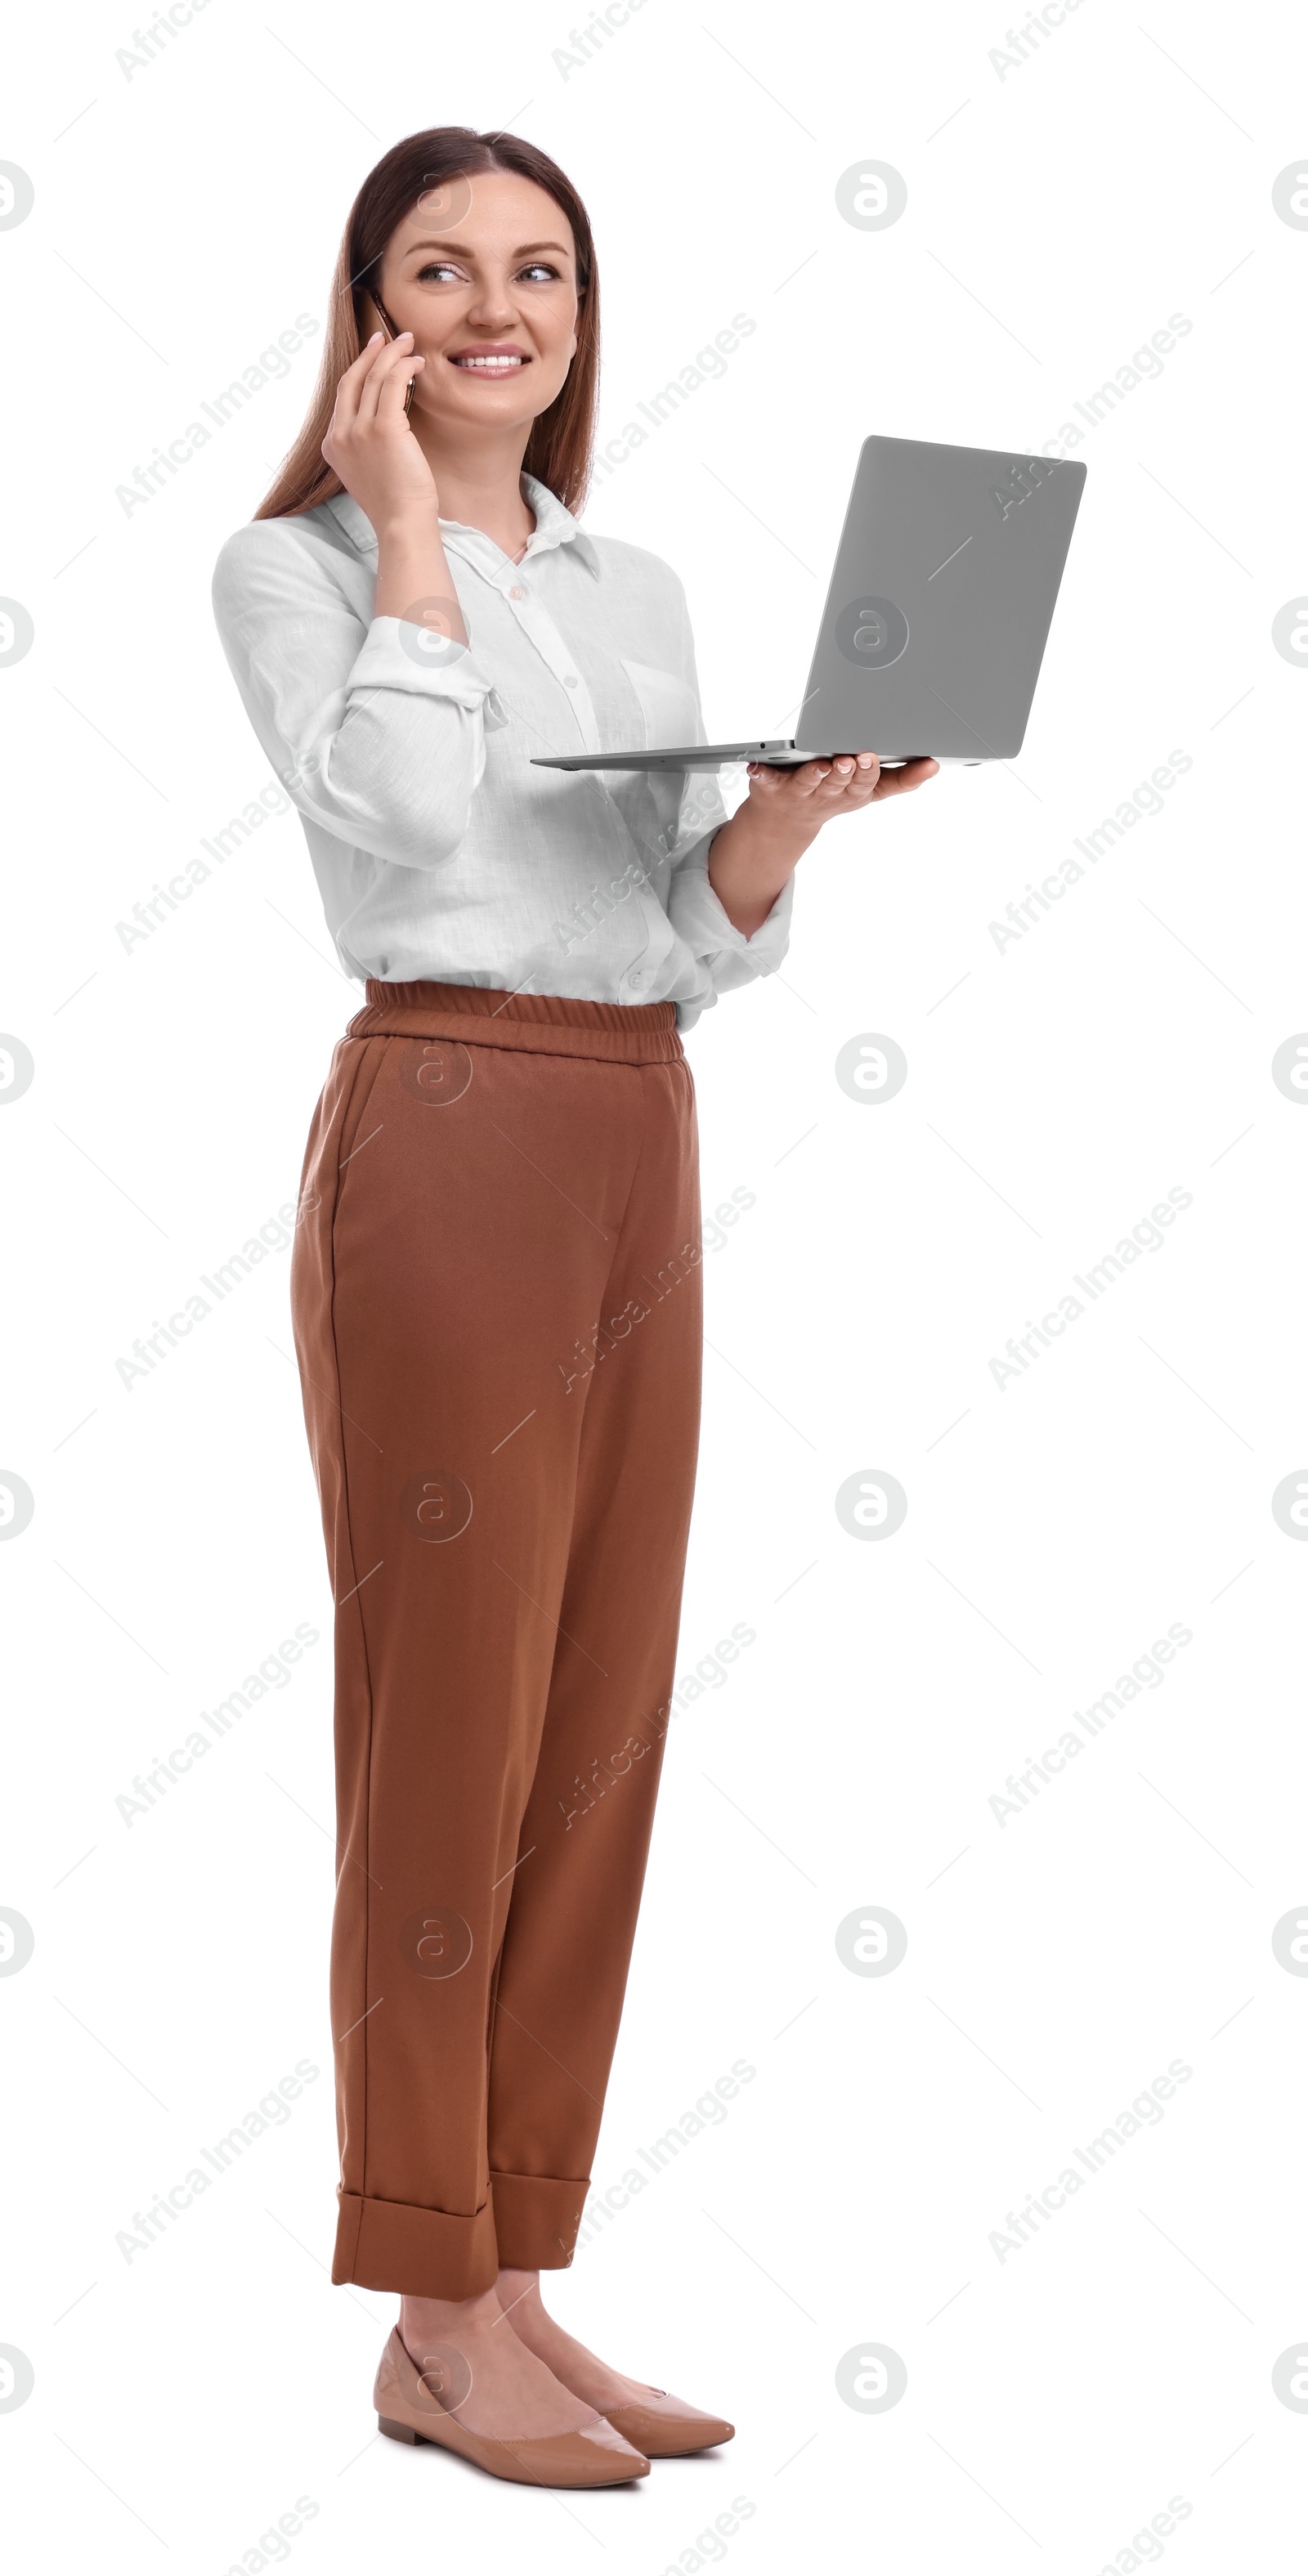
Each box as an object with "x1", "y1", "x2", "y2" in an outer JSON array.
[{"x1": 211, "y1": 474, "x2": 792, "y2": 1028}]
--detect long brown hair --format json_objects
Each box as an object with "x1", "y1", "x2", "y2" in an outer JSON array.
[{"x1": 255, "y1": 128, "x2": 599, "y2": 522}]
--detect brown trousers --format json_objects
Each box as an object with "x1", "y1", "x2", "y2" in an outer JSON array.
[{"x1": 289, "y1": 982, "x2": 703, "y2": 2296}]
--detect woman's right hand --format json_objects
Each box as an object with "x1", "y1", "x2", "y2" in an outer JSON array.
[{"x1": 321, "y1": 332, "x2": 438, "y2": 535}]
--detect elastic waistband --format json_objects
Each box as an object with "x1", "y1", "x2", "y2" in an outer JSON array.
[{"x1": 347, "y1": 979, "x2": 683, "y2": 1064}]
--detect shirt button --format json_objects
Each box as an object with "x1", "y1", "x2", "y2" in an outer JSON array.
[
  {"x1": 508, "y1": 585, "x2": 525, "y2": 600},
  {"x1": 629, "y1": 968, "x2": 647, "y2": 987},
  {"x1": 564, "y1": 674, "x2": 578, "y2": 688}
]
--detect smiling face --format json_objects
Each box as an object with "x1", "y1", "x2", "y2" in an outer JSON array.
[{"x1": 373, "y1": 168, "x2": 580, "y2": 438}]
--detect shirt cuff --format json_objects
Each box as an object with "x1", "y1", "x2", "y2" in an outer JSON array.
[
  {"x1": 670, "y1": 827, "x2": 795, "y2": 974},
  {"x1": 348, "y1": 615, "x2": 499, "y2": 712}
]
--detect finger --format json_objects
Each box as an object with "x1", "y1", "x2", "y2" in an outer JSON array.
[
  {"x1": 844, "y1": 753, "x2": 882, "y2": 800},
  {"x1": 787, "y1": 760, "x2": 833, "y2": 797},
  {"x1": 344, "y1": 331, "x2": 386, "y2": 377},
  {"x1": 749, "y1": 760, "x2": 816, "y2": 795},
  {"x1": 330, "y1": 333, "x2": 386, "y2": 430},
  {"x1": 871, "y1": 757, "x2": 940, "y2": 798},
  {"x1": 377, "y1": 347, "x2": 424, "y2": 420},
  {"x1": 812, "y1": 755, "x2": 858, "y2": 801},
  {"x1": 356, "y1": 333, "x2": 415, "y2": 423},
  {"x1": 341, "y1": 329, "x2": 393, "y2": 394},
  {"x1": 840, "y1": 752, "x2": 883, "y2": 791},
  {"x1": 356, "y1": 331, "x2": 416, "y2": 421}
]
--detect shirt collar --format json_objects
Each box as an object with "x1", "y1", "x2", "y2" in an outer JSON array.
[{"x1": 324, "y1": 473, "x2": 601, "y2": 581}]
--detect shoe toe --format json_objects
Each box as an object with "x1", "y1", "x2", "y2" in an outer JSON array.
[
  {"x1": 503, "y1": 2420, "x2": 650, "y2": 2484},
  {"x1": 603, "y1": 2390, "x2": 735, "y2": 2456},
  {"x1": 575, "y1": 2417, "x2": 652, "y2": 2470}
]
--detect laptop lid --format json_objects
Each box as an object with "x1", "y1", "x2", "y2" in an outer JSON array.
[{"x1": 795, "y1": 435, "x2": 1086, "y2": 761}]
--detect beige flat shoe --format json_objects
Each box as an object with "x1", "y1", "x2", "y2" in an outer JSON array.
[
  {"x1": 602, "y1": 2388, "x2": 735, "y2": 2457},
  {"x1": 373, "y1": 2328, "x2": 650, "y2": 2489}
]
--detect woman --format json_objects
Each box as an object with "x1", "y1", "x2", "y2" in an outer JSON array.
[{"x1": 213, "y1": 124, "x2": 937, "y2": 2490}]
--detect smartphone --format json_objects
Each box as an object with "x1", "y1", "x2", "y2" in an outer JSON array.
[{"x1": 370, "y1": 289, "x2": 415, "y2": 413}]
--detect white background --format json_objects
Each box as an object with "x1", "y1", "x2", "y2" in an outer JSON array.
[{"x1": 2, "y1": 0, "x2": 1307, "y2": 2568}]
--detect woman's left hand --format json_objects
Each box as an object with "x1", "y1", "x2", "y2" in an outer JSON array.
[
  {"x1": 743, "y1": 750, "x2": 938, "y2": 822},
  {"x1": 706, "y1": 750, "x2": 940, "y2": 940}
]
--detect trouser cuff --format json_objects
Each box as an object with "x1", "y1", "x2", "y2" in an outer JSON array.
[
  {"x1": 490, "y1": 2169, "x2": 591, "y2": 2269},
  {"x1": 332, "y1": 2188, "x2": 499, "y2": 2297}
]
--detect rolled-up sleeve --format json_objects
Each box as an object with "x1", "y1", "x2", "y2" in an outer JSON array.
[
  {"x1": 668, "y1": 826, "x2": 795, "y2": 1000},
  {"x1": 211, "y1": 520, "x2": 498, "y2": 871},
  {"x1": 661, "y1": 575, "x2": 794, "y2": 1006}
]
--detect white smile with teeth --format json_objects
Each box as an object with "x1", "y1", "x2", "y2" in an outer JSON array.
[{"x1": 454, "y1": 354, "x2": 526, "y2": 370}]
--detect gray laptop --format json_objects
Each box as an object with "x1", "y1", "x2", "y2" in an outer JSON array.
[{"x1": 531, "y1": 433, "x2": 1086, "y2": 773}]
